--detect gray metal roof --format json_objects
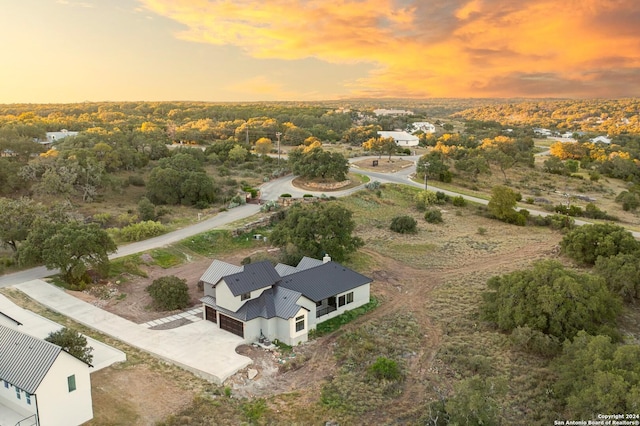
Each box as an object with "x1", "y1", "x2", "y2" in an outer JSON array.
[
  {"x1": 280, "y1": 261, "x2": 372, "y2": 302},
  {"x1": 224, "y1": 261, "x2": 281, "y2": 296},
  {"x1": 296, "y1": 256, "x2": 323, "y2": 270},
  {"x1": 275, "y1": 263, "x2": 299, "y2": 277},
  {"x1": 199, "y1": 260, "x2": 243, "y2": 286},
  {"x1": 0, "y1": 325, "x2": 62, "y2": 394},
  {"x1": 0, "y1": 310, "x2": 22, "y2": 326}
]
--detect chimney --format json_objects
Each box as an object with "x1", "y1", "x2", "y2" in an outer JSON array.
[{"x1": 323, "y1": 254, "x2": 331, "y2": 264}]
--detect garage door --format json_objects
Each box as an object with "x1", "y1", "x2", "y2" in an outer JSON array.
[
  {"x1": 219, "y1": 314, "x2": 244, "y2": 338},
  {"x1": 205, "y1": 306, "x2": 217, "y2": 323}
]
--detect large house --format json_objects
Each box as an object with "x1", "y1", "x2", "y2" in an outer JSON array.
[
  {"x1": 0, "y1": 325, "x2": 93, "y2": 426},
  {"x1": 377, "y1": 131, "x2": 420, "y2": 147},
  {"x1": 199, "y1": 256, "x2": 372, "y2": 345},
  {"x1": 408, "y1": 122, "x2": 436, "y2": 134}
]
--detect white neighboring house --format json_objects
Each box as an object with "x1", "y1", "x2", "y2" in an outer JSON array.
[
  {"x1": 377, "y1": 130, "x2": 420, "y2": 147},
  {"x1": 199, "y1": 256, "x2": 372, "y2": 346},
  {"x1": 373, "y1": 109, "x2": 413, "y2": 116},
  {"x1": 591, "y1": 135, "x2": 612, "y2": 144},
  {"x1": 36, "y1": 130, "x2": 79, "y2": 149},
  {"x1": 0, "y1": 325, "x2": 93, "y2": 426},
  {"x1": 533, "y1": 128, "x2": 553, "y2": 137},
  {"x1": 408, "y1": 122, "x2": 436, "y2": 134}
]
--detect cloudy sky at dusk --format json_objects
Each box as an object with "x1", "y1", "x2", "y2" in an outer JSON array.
[{"x1": 1, "y1": 0, "x2": 639, "y2": 103}]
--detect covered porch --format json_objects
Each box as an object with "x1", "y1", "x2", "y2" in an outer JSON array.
[
  {"x1": 0, "y1": 399, "x2": 37, "y2": 426},
  {"x1": 316, "y1": 296, "x2": 337, "y2": 318}
]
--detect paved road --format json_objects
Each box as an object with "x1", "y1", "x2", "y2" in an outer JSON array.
[{"x1": 2, "y1": 157, "x2": 638, "y2": 287}]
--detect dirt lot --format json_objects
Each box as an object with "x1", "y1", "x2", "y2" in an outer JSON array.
[{"x1": 69, "y1": 249, "x2": 262, "y2": 324}]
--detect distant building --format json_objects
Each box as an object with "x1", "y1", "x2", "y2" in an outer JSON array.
[
  {"x1": 373, "y1": 109, "x2": 413, "y2": 117},
  {"x1": 408, "y1": 122, "x2": 436, "y2": 134},
  {"x1": 377, "y1": 131, "x2": 420, "y2": 147},
  {"x1": 36, "y1": 130, "x2": 79, "y2": 148},
  {"x1": 591, "y1": 135, "x2": 612, "y2": 144},
  {"x1": 533, "y1": 128, "x2": 553, "y2": 137}
]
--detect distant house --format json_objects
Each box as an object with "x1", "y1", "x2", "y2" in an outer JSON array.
[
  {"x1": 0, "y1": 325, "x2": 93, "y2": 426},
  {"x1": 35, "y1": 130, "x2": 79, "y2": 149},
  {"x1": 377, "y1": 130, "x2": 420, "y2": 147},
  {"x1": 373, "y1": 109, "x2": 413, "y2": 117},
  {"x1": 199, "y1": 256, "x2": 372, "y2": 345},
  {"x1": 591, "y1": 135, "x2": 612, "y2": 144},
  {"x1": 533, "y1": 128, "x2": 553, "y2": 137},
  {"x1": 408, "y1": 122, "x2": 436, "y2": 134}
]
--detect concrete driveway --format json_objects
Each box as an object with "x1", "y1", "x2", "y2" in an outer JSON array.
[{"x1": 13, "y1": 280, "x2": 252, "y2": 384}]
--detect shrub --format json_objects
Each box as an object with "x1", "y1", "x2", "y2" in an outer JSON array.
[
  {"x1": 368, "y1": 357, "x2": 402, "y2": 381},
  {"x1": 390, "y1": 215, "x2": 417, "y2": 234},
  {"x1": 435, "y1": 191, "x2": 449, "y2": 204},
  {"x1": 452, "y1": 196, "x2": 467, "y2": 207},
  {"x1": 424, "y1": 209, "x2": 443, "y2": 224},
  {"x1": 146, "y1": 276, "x2": 190, "y2": 311},
  {"x1": 280, "y1": 193, "x2": 292, "y2": 198},
  {"x1": 120, "y1": 221, "x2": 167, "y2": 242},
  {"x1": 365, "y1": 180, "x2": 381, "y2": 190},
  {"x1": 561, "y1": 223, "x2": 640, "y2": 265},
  {"x1": 128, "y1": 175, "x2": 145, "y2": 186},
  {"x1": 414, "y1": 190, "x2": 438, "y2": 211}
]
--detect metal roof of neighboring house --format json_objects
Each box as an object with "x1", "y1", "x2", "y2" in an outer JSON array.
[
  {"x1": 0, "y1": 310, "x2": 22, "y2": 326},
  {"x1": 224, "y1": 261, "x2": 281, "y2": 296},
  {"x1": 199, "y1": 260, "x2": 243, "y2": 286},
  {"x1": 275, "y1": 263, "x2": 299, "y2": 276},
  {"x1": 296, "y1": 256, "x2": 324, "y2": 270},
  {"x1": 280, "y1": 261, "x2": 372, "y2": 302},
  {"x1": 201, "y1": 286, "x2": 305, "y2": 321},
  {"x1": 0, "y1": 325, "x2": 62, "y2": 394},
  {"x1": 377, "y1": 131, "x2": 419, "y2": 141}
]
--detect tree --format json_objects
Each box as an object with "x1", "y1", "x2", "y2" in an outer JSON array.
[
  {"x1": 487, "y1": 185, "x2": 525, "y2": 225},
  {"x1": 254, "y1": 137, "x2": 273, "y2": 156},
  {"x1": 269, "y1": 202, "x2": 363, "y2": 263},
  {"x1": 481, "y1": 260, "x2": 621, "y2": 341},
  {"x1": 20, "y1": 221, "x2": 117, "y2": 289},
  {"x1": 553, "y1": 331, "x2": 640, "y2": 418},
  {"x1": 594, "y1": 254, "x2": 640, "y2": 302},
  {"x1": 46, "y1": 328, "x2": 93, "y2": 364},
  {"x1": 228, "y1": 144, "x2": 248, "y2": 163},
  {"x1": 0, "y1": 197, "x2": 37, "y2": 252},
  {"x1": 146, "y1": 276, "x2": 190, "y2": 311},
  {"x1": 362, "y1": 137, "x2": 396, "y2": 160},
  {"x1": 288, "y1": 147, "x2": 349, "y2": 181},
  {"x1": 417, "y1": 152, "x2": 451, "y2": 183},
  {"x1": 137, "y1": 196, "x2": 156, "y2": 221},
  {"x1": 560, "y1": 223, "x2": 640, "y2": 265}
]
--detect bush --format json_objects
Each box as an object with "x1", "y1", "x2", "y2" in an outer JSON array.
[
  {"x1": 128, "y1": 175, "x2": 145, "y2": 187},
  {"x1": 146, "y1": 276, "x2": 190, "y2": 311},
  {"x1": 390, "y1": 215, "x2": 417, "y2": 233},
  {"x1": 280, "y1": 193, "x2": 292, "y2": 198},
  {"x1": 561, "y1": 223, "x2": 640, "y2": 265},
  {"x1": 368, "y1": 357, "x2": 402, "y2": 381},
  {"x1": 435, "y1": 191, "x2": 449, "y2": 204},
  {"x1": 365, "y1": 180, "x2": 381, "y2": 190},
  {"x1": 414, "y1": 190, "x2": 438, "y2": 211},
  {"x1": 120, "y1": 221, "x2": 167, "y2": 242},
  {"x1": 424, "y1": 209, "x2": 443, "y2": 224},
  {"x1": 452, "y1": 196, "x2": 467, "y2": 207}
]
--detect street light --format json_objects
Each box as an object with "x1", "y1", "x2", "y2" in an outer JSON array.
[
  {"x1": 423, "y1": 162, "x2": 430, "y2": 190},
  {"x1": 276, "y1": 132, "x2": 282, "y2": 164}
]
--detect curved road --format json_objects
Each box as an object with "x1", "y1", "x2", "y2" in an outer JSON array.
[{"x1": 1, "y1": 157, "x2": 638, "y2": 287}]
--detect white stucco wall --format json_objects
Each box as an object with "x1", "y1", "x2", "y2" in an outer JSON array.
[
  {"x1": 35, "y1": 353, "x2": 93, "y2": 426},
  {"x1": 215, "y1": 280, "x2": 270, "y2": 313}
]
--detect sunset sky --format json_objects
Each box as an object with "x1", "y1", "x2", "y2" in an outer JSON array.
[{"x1": 1, "y1": 0, "x2": 639, "y2": 103}]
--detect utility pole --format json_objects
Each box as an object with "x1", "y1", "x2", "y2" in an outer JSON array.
[
  {"x1": 276, "y1": 132, "x2": 282, "y2": 164},
  {"x1": 423, "y1": 162, "x2": 430, "y2": 190}
]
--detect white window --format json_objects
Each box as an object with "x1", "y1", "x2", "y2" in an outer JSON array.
[
  {"x1": 26, "y1": 393, "x2": 31, "y2": 405},
  {"x1": 68, "y1": 375, "x2": 76, "y2": 392},
  {"x1": 241, "y1": 292, "x2": 250, "y2": 301},
  {"x1": 3, "y1": 380, "x2": 8, "y2": 389},
  {"x1": 15, "y1": 387, "x2": 21, "y2": 400},
  {"x1": 295, "y1": 315, "x2": 305, "y2": 332}
]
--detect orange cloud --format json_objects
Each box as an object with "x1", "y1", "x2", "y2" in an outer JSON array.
[{"x1": 139, "y1": 0, "x2": 640, "y2": 97}]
